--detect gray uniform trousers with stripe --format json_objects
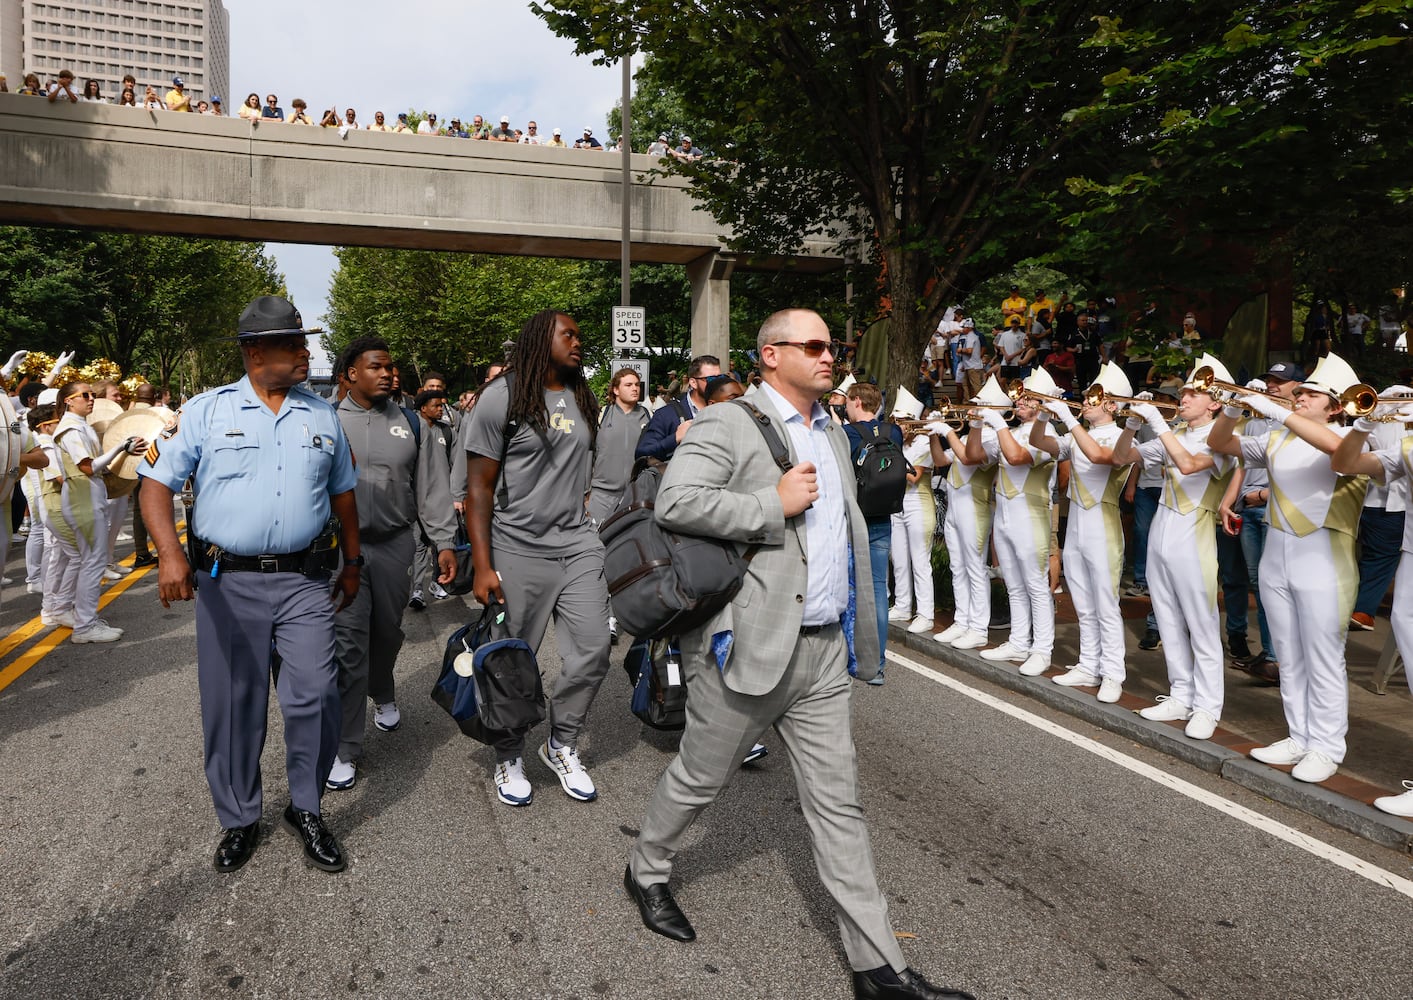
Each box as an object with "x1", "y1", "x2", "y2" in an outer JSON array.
[{"x1": 195, "y1": 569, "x2": 340, "y2": 827}]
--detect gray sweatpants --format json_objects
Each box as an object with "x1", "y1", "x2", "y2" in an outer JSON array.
[
  {"x1": 334, "y1": 528, "x2": 416, "y2": 761},
  {"x1": 195, "y1": 569, "x2": 340, "y2": 827},
  {"x1": 491, "y1": 546, "x2": 612, "y2": 762}
]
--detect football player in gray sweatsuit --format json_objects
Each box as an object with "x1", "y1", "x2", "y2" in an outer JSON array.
[{"x1": 330, "y1": 337, "x2": 458, "y2": 789}]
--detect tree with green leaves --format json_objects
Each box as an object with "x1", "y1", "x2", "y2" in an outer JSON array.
[{"x1": 535, "y1": 1, "x2": 1411, "y2": 393}]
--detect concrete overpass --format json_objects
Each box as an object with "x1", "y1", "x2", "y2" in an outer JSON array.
[{"x1": 0, "y1": 94, "x2": 844, "y2": 358}]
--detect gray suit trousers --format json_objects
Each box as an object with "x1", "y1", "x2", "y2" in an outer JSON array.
[
  {"x1": 630, "y1": 626, "x2": 906, "y2": 973},
  {"x1": 195, "y1": 570, "x2": 340, "y2": 827},
  {"x1": 334, "y1": 528, "x2": 415, "y2": 761}
]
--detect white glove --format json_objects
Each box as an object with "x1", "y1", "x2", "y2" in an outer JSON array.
[
  {"x1": 1125, "y1": 414, "x2": 1145, "y2": 431},
  {"x1": 925, "y1": 420, "x2": 951, "y2": 436},
  {"x1": 1353, "y1": 416, "x2": 1380, "y2": 434},
  {"x1": 1134, "y1": 390, "x2": 1154, "y2": 401},
  {"x1": 968, "y1": 418, "x2": 984, "y2": 429},
  {"x1": 978, "y1": 409, "x2": 1007, "y2": 431},
  {"x1": 1, "y1": 350, "x2": 27, "y2": 379},
  {"x1": 1131, "y1": 402, "x2": 1169, "y2": 435},
  {"x1": 125, "y1": 436, "x2": 148, "y2": 455},
  {"x1": 1223, "y1": 405, "x2": 1245, "y2": 421},
  {"x1": 90, "y1": 438, "x2": 136, "y2": 474},
  {"x1": 43, "y1": 350, "x2": 77, "y2": 386},
  {"x1": 1239, "y1": 393, "x2": 1289, "y2": 423},
  {"x1": 1043, "y1": 399, "x2": 1078, "y2": 429},
  {"x1": 1245, "y1": 378, "x2": 1267, "y2": 393}
]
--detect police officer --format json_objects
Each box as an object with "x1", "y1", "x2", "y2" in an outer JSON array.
[
  {"x1": 327, "y1": 338, "x2": 458, "y2": 790},
  {"x1": 138, "y1": 295, "x2": 361, "y2": 875}
]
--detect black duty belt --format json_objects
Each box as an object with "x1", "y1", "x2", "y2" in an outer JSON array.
[
  {"x1": 211, "y1": 552, "x2": 308, "y2": 574},
  {"x1": 799, "y1": 622, "x2": 840, "y2": 637}
]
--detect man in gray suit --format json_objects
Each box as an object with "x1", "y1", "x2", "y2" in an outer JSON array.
[{"x1": 624, "y1": 310, "x2": 975, "y2": 1000}]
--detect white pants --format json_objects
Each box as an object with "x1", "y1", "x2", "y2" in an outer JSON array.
[
  {"x1": 944, "y1": 484, "x2": 991, "y2": 633},
  {"x1": 1261, "y1": 528, "x2": 1355, "y2": 761},
  {"x1": 44, "y1": 507, "x2": 110, "y2": 630},
  {"x1": 25, "y1": 518, "x2": 45, "y2": 586},
  {"x1": 890, "y1": 482, "x2": 936, "y2": 620},
  {"x1": 994, "y1": 493, "x2": 1054, "y2": 658},
  {"x1": 1062, "y1": 502, "x2": 1125, "y2": 680},
  {"x1": 105, "y1": 495, "x2": 129, "y2": 565},
  {"x1": 1393, "y1": 557, "x2": 1413, "y2": 703},
  {"x1": 1147, "y1": 506, "x2": 1224, "y2": 717}
]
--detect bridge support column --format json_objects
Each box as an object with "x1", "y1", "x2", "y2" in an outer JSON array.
[{"x1": 687, "y1": 252, "x2": 735, "y2": 362}]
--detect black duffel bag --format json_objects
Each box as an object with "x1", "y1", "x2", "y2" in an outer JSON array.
[{"x1": 432, "y1": 602, "x2": 545, "y2": 744}]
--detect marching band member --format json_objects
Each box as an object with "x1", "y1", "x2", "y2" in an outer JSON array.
[
  {"x1": 930, "y1": 376, "x2": 1002, "y2": 650},
  {"x1": 1209, "y1": 353, "x2": 1369, "y2": 783},
  {"x1": 888, "y1": 389, "x2": 937, "y2": 635},
  {"x1": 1116, "y1": 355, "x2": 1237, "y2": 741},
  {"x1": 975, "y1": 369, "x2": 1058, "y2": 676},
  {"x1": 1330, "y1": 390, "x2": 1413, "y2": 813},
  {"x1": 1029, "y1": 363, "x2": 1132, "y2": 698}
]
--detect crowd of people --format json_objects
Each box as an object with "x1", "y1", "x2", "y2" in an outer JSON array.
[{"x1": 3, "y1": 67, "x2": 708, "y2": 155}]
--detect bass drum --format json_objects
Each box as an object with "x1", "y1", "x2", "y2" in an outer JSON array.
[
  {"x1": 0, "y1": 392, "x2": 22, "y2": 498},
  {"x1": 100, "y1": 406, "x2": 176, "y2": 499}
]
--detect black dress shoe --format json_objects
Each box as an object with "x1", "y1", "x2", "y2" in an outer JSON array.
[
  {"x1": 281, "y1": 803, "x2": 346, "y2": 872},
  {"x1": 133, "y1": 552, "x2": 157, "y2": 568},
  {"x1": 212, "y1": 821, "x2": 259, "y2": 873},
  {"x1": 623, "y1": 866, "x2": 695, "y2": 942},
  {"x1": 853, "y1": 967, "x2": 976, "y2": 1000}
]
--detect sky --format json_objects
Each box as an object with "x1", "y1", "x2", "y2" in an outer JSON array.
[{"x1": 228, "y1": 0, "x2": 626, "y2": 366}]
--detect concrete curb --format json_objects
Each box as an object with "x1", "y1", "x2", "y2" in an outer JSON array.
[{"x1": 889, "y1": 625, "x2": 1413, "y2": 854}]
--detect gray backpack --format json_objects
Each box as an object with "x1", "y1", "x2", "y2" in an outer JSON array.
[{"x1": 598, "y1": 399, "x2": 791, "y2": 640}]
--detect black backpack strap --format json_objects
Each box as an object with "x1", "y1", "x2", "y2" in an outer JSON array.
[
  {"x1": 731, "y1": 399, "x2": 793, "y2": 472},
  {"x1": 494, "y1": 372, "x2": 518, "y2": 509},
  {"x1": 399, "y1": 406, "x2": 422, "y2": 448},
  {"x1": 673, "y1": 397, "x2": 693, "y2": 424}
]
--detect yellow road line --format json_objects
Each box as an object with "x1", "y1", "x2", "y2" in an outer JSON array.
[{"x1": 0, "y1": 527, "x2": 183, "y2": 694}]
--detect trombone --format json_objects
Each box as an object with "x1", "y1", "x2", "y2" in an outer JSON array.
[
  {"x1": 1341, "y1": 386, "x2": 1413, "y2": 421},
  {"x1": 1006, "y1": 385, "x2": 1083, "y2": 412},
  {"x1": 1189, "y1": 365, "x2": 1293, "y2": 412},
  {"x1": 894, "y1": 417, "x2": 961, "y2": 434},
  {"x1": 1082, "y1": 386, "x2": 1179, "y2": 414}
]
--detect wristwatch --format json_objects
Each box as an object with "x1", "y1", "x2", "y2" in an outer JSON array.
[{"x1": 346, "y1": 554, "x2": 366, "y2": 567}]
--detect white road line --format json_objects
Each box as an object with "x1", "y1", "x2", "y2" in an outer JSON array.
[{"x1": 886, "y1": 649, "x2": 1413, "y2": 900}]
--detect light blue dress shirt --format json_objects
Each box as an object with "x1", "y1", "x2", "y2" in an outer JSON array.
[
  {"x1": 140, "y1": 376, "x2": 357, "y2": 556},
  {"x1": 758, "y1": 381, "x2": 849, "y2": 626}
]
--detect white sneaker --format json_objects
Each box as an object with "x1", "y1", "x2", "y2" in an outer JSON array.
[
  {"x1": 494, "y1": 757, "x2": 533, "y2": 806},
  {"x1": 933, "y1": 623, "x2": 965, "y2": 644},
  {"x1": 1138, "y1": 696, "x2": 1192, "y2": 722},
  {"x1": 1373, "y1": 781, "x2": 1413, "y2": 818},
  {"x1": 888, "y1": 606, "x2": 911, "y2": 623},
  {"x1": 742, "y1": 743, "x2": 769, "y2": 765},
  {"x1": 979, "y1": 641, "x2": 1027, "y2": 662},
  {"x1": 116, "y1": 531, "x2": 133, "y2": 542},
  {"x1": 1291, "y1": 750, "x2": 1338, "y2": 784},
  {"x1": 428, "y1": 581, "x2": 450, "y2": 600},
  {"x1": 26, "y1": 583, "x2": 42, "y2": 595},
  {"x1": 102, "y1": 567, "x2": 123, "y2": 582},
  {"x1": 1097, "y1": 678, "x2": 1123, "y2": 703},
  {"x1": 538, "y1": 740, "x2": 597, "y2": 801},
  {"x1": 71, "y1": 622, "x2": 122, "y2": 643},
  {"x1": 950, "y1": 629, "x2": 987, "y2": 650},
  {"x1": 1250, "y1": 737, "x2": 1307, "y2": 766},
  {"x1": 106, "y1": 562, "x2": 133, "y2": 577},
  {"x1": 326, "y1": 756, "x2": 356, "y2": 790},
  {"x1": 41, "y1": 610, "x2": 77, "y2": 628},
  {"x1": 373, "y1": 701, "x2": 401, "y2": 732},
  {"x1": 906, "y1": 615, "x2": 933, "y2": 634},
  {"x1": 1053, "y1": 667, "x2": 1100, "y2": 687},
  {"x1": 1018, "y1": 653, "x2": 1049, "y2": 677},
  {"x1": 1185, "y1": 709, "x2": 1217, "y2": 740}
]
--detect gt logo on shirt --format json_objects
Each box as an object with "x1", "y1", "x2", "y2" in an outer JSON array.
[
  {"x1": 549, "y1": 413, "x2": 576, "y2": 435},
  {"x1": 389, "y1": 425, "x2": 410, "y2": 439}
]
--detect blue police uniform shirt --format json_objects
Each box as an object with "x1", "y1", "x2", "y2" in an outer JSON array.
[{"x1": 139, "y1": 376, "x2": 357, "y2": 556}]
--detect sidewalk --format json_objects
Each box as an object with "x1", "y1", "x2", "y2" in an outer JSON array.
[{"x1": 891, "y1": 587, "x2": 1413, "y2": 852}]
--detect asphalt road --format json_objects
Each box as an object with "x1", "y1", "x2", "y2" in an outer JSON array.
[{"x1": 1, "y1": 565, "x2": 1411, "y2": 1000}]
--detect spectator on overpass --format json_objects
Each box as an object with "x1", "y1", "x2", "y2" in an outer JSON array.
[
  {"x1": 547, "y1": 127, "x2": 566, "y2": 147},
  {"x1": 522, "y1": 121, "x2": 545, "y2": 145},
  {"x1": 367, "y1": 111, "x2": 390, "y2": 132},
  {"x1": 19, "y1": 73, "x2": 43, "y2": 96},
  {"x1": 119, "y1": 87, "x2": 137, "y2": 107},
  {"x1": 668, "y1": 135, "x2": 703, "y2": 163},
  {"x1": 344, "y1": 108, "x2": 358, "y2": 129},
  {"x1": 208, "y1": 96, "x2": 224, "y2": 116},
  {"x1": 261, "y1": 94, "x2": 284, "y2": 122},
  {"x1": 282, "y1": 98, "x2": 309, "y2": 124},
  {"x1": 79, "y1": 79, "x2": 106, "y2": 104},
  {"x1": 575, "y1": 127, "x2": 602, "y2": 149},
  {"x1": 647, "y1": 133, "x2": 670, "y2": 157},
  {"x1": 469, "y1": 114, "x2": 490, "y2": 140},
  {"x1": 47, "y1": 69, "x2": 79, "y2": 104},
  {"x1": 165, "y1": 76, "x2": 192, "y2": 113},
  {"x1": 491, "y1": 116, "x2": 517, "y2": 141},
  {"x1": 239, "y1": 93, "x2": 261, "y2": 120},
  {"x1": 142, "y1": 85, "x2": 163, "y2": 111},
  {"x1": 393, "y1": 113, "x2": 411, "y2": 133},
  {"x1": 320, "y1": 108, "x2": 340, "y2": 128},
  {"x1": 417, "y1": 113, "x2": 439, "y2": 135}
]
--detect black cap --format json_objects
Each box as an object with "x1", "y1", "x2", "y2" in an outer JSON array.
[
  {"x1": 235, "y1": 295, "x2": 306, "y2": 340},
  {"x1": 1263, "y1": 361, "x2": 1306, "y2": 383}
]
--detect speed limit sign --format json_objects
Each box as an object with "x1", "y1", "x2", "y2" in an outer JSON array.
[{"x1": 612, "y1": 306, "x2": 646, "y2": 352}]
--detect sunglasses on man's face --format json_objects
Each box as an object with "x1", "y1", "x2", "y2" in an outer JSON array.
[
  {"x1": 770, "y1": 340, "x2": 835, "y2": 358},
  {"x1": 75, "y1": 391, "x2": 95, "y2": 400}
]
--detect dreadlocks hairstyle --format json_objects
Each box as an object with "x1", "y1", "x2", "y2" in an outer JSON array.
[
  {"x1": 506, "y1": 309, "x2": 599, "y2": 446},
  {"x1": 337, "y1": 336, "x2": 390, "y2": 381}
]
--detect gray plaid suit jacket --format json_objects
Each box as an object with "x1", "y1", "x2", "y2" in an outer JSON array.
[{"x1": 654, "y1": 388, "x2": 880, "y2": 695}]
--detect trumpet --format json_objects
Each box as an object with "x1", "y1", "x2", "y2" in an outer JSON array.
[
  {"x1": 1081, "y1": 386, "x2": 1179, "y2": 414},
  {"x1": 1188, "y1": 365, "x2": 1293, "y2": 411},
  {"x1": 894, "y1": 417, "x2": 961, "y2": 434},
  {"x1": 1339, "y1": 384, "x2": 1396, "y2": 419},
  {"x1": 1006, "y1": 385, "x2": 1083, "y2": 412}
]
